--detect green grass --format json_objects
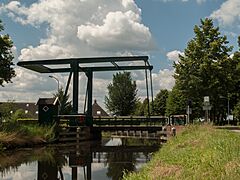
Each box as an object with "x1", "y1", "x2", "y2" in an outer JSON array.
[
  {"x1": 124, "y1": 125, "x2": 240, "y2": 180},
  {"x1": 1, "y1": 121, "x2": 55, "y2": 138},
  {"x1": 0, "y1": 122, "x2": 56, "y2": 151}
]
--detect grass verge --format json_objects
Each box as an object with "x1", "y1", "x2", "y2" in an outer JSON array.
[
  {"x1": 0, "y1": 122, "x2": 55, "y2": 151},
  {"x1": 124, "y1": 125, "x2": 240, "y2": 180}
]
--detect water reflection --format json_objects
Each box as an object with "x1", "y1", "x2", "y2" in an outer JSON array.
[
  {"x1": 0, "y1": 138, "x2": 160, "y2": 180},
  {"x1": 106, "y1": 150, "x2": 136, "y2": 180}
]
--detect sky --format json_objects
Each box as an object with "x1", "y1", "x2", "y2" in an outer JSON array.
[{"x1": 0, "y1": 0, "x2": 240, "y2": 112}]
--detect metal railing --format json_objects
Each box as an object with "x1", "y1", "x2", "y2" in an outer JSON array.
[{"x1": 93, "y1": 116, "x2": 167, "y2": 126}]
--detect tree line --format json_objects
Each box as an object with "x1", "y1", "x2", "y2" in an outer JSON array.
[{"x1": 105, "y1": 19, "x2": 240, "y2": 124}]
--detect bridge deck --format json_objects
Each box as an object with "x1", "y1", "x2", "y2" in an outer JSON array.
[
  {"x1": 57, "y1": 115, "x2": 167, "y2": 126},
  {"x1": 92, "y1": 125, "x2": 162, "y2": 132}
]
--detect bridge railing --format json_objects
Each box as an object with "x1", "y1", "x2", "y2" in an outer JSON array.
[
  {"x1": 93, "y1": 116, "x2": 168, "y2": 126},
  {"x1": 16, "y1": 115, "x2": 168, "y2": 127}
]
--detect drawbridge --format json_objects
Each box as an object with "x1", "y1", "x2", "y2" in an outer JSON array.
[{"x1": 17, "y1": 56, "x2": 163, "y2": 137}]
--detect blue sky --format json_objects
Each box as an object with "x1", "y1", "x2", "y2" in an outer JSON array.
[
  {"x1": 0, "y1": 0, "x2": 239, "y2": 110},
  {"x1": 137, "y1": 0, "x2": 238, "y2": 69}
]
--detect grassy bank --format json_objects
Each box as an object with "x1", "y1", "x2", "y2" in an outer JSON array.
[
  {"x1": 0, "y1": 122, "x2": 55, "y2": 151},
  {"x1": 124, "y1": 125, "x2": 240, "y2": 180}
]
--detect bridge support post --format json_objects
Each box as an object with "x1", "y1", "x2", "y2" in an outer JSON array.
[
  {"x1": 72, "y1": 167, "x2": 77, "y2": 180},
  {"x1": 72, "y1": 62, "x2": 79, "y2": 114},
  {"x1": 90, "y1": 128, "x2": 102, "y2": 140},
  {"x1": 86, "y1": 69, "x2": 93, "y2": 126},
  {"x1": 68, "y1": 62, "x2": 80, "y2": 126}
]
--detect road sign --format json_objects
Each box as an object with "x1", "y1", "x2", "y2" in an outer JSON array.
[
  {"x1": 227, "y1": 115, "x2": 233, "y2": 121},
  {"x1": 204, "y1": 96, "x2": 209, "y2": 103},
  {"x1": 203, "y1": 105, "x2": 212, "y2": 110}
]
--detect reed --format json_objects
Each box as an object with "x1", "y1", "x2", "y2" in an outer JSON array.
[{"x1": 0, "y1": 122, "x2": 55, "y2": 151}]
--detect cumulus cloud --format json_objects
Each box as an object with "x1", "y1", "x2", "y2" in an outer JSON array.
[
  {"x1": 166, "y1": 50, "x2": 184, "y2": 63},
  {"x1": 0, "y1": 0, "x2": 159, "y2": 108},
  {"x1": 210, "y1": 0, "x2": 240, "y2": 26},
  {"x1": 1, "y1": 0, "x2": 155, "y2": 60},
  {"x1": 136, "y1": 68, "x2": 175, "y2": 100},
  {"x1": 77, "y1": 11, "x2": 154, "y2": 51},
  {"x1": 152, "y1": 69, "x2": 175, "y2": 90}
]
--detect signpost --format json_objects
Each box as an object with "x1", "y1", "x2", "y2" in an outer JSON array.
[
  {"x1": 186, "y1": 106, "x2": 192, "y2": 124},
  {"x1": 203, "y1": 96, "x2": 212, "y2": 123},
  {"x1": 186, "y1": 99, "x2": 192, "y2": 124}
]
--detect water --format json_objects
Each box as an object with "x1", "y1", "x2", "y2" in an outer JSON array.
[{"x1": 0, "y1": 138, "x2": 160, "y2": 180}]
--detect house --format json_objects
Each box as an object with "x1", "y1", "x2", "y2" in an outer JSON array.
[
  {"x1": 92, "y1": 99, "x2": 109, "y2": 116},
  {"x1": 0, "y1": 102, "x2": 38, "y2": 119},
  {"x1": 0, "y1": 99, "x2": 108, "y2": 119}
]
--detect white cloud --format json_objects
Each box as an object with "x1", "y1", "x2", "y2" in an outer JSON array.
[
  {"x1": 210, "y1": 0, "x2": 240, "y2": 26},
  {"x1": 0, "y1": 0, "x2": 159, "y2": 109},
  {"x1": 77, "y1": 10, "x2": 155, "y2": 51},
  {"x1": 136, "y1": 68, "x2": 175, "y2": 100},
  {"x1": 152, "y1": 0, "x2": 207, "y2": 4},
  {"x1": 153, "y1": 69, "x2": 175, "y2": 90},
  {"x1": 166, "y1": 50, "x2": 184, "y2": 63},
  {"x1": 2, "y1": 0, "x2": 155, "y2": 60}
]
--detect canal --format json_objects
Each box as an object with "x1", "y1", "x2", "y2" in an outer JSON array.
[{"x1": 0, "y1": 138, "x2": 161, "y2": 180}]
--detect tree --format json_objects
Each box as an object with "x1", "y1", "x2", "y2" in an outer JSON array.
[
  {"x1": 233, "y1": 101, "x2": 240, "y2": 122},
  {"x1": 53, "y1": 86, "x2": 72, "y2": 114},
  {"x1": 166, "y1": 87, "x2": 186, "y2": 116},
  {"x1": 172, "y1": 18, "x2": 234, "y2": 122},
  {"x1": 232, "y1": 36, "x2": 240, "y2": 121},
  {"x1": 12, "y1": 109, "x2": 33, "y2": 120},
  {"x1": 0, "y1": 101, "x2": 14, "y2": 121},
  {"x1": 133, "y1": 100, "x2": 143, "y2": 116},
  {"x1": 105, "y1": 72, "x2": 138, "y2": 116},
  {"x1": 0, "y1": 19, "x2": 15, "y2": 86},
  {"x1": 153, "y1": 89, "x2": 169, "y2": 116},
  {"x1": 133, "y1": 98, "x2": 150, "y2": 116}
]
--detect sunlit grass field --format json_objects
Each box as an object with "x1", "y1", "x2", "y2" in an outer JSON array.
[{"x1": 124, "y1": 125, "x2": 240, "y2": 180}]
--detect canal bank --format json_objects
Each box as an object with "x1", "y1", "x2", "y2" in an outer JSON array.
[
  {"x1": 124, "y1": 125, "x2": 240, "y2": 180},
  {"x1": 0, "y1": 122, "x2": 55, "y2": 151}
]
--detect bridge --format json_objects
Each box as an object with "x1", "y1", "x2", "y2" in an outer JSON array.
[
  {"x1": 56, "y1": 115, "x2": 167, "y2": 141},
  {"x1": 17, "y1": 56, "x2": 167, "y2": 140}
]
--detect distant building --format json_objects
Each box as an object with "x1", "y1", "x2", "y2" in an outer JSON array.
[
  {"x1": 92, "y1": 99, "x2": 109, "y2": 116},
  {"x1": 0, "y1": 102, "x2": 38, "y2": 119},
  {"x1": 0, "y1": 99, "x2": 108, "y2": 119}
]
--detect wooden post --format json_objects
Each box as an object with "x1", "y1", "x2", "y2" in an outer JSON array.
[{"x1": 77, "y1": 127, "x2": 80, "y2": 144}]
